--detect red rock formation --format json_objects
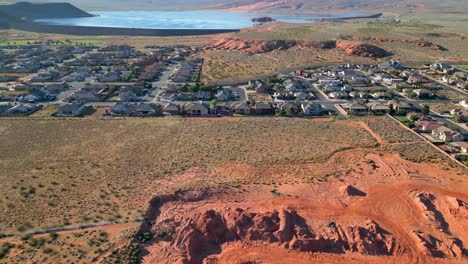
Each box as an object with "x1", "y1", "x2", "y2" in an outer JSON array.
[
  {"x1": 154, "y1": 208, "x2": 397, "y2": 263},
  {"x1": 204, "y1": 37, "x2": 390, "y2": 58},
  {"x1": 336, "y1": 40, "x2": 391, "y2": 58},
  {"x1": 352, "y1": 36, "x2": 444, "y2": 50}
]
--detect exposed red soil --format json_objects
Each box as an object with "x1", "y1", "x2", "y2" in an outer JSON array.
[
  {"x1": 137, "y1": 150, "x2": 467, "y2": 264},
  {"x1": 352, "y1": 36, "x2": 444, "y2": 50},
  {"x1": 204, "y1": 37, "x2": 390, "y2": 57},
  {"x1": 335, "y1": 40, "x2": 391, "y2": 58}
]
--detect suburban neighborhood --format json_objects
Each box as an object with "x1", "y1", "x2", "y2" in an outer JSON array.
[{"x1": 1, "y1": 43, "x2": 468, "y2": 165}]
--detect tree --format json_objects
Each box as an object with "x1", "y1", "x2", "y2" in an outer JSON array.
[
  {"x1": 294, "y1": 98, "x2": 301, "y2": 106},
  {"x1": 389, "y1": 103, "x2": 395, "y2": 114},
  {"x1": 210, "y1": 99, "x2": 217, "y2": 108},
  {"x1": 452, "y1": 113, "x2": 463, "y2": 123},
  {"x1": 422, "y1": 104, "x2": 430, "y2": 115},
  {"x1": 250, "y1": 99, "x2": 256, "y2": 106}
]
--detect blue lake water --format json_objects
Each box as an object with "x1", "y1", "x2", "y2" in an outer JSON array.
[{"x1": 33, "y1": 11, "x2": 366, "y2": 30}]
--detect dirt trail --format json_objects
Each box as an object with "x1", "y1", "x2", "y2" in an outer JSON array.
[{"x1": 357, "y1": 121, "x2": 387, "y2": 145}]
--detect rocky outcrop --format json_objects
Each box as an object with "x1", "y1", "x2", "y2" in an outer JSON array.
[
  {"x1": 204, "y1": 37, "x2": 390, "y2": 58},
  {"x1": 154, "y1": 208, "x2": 397, "y2": 263},
  {"x1": 352, "y1": 36, "x2": 445, "y2": 50},
  {"x1": 446, "y1": 196, "x2": 468, "y2": 219},
  {"x1": 340, "y1": 185, "x2": 367, "y2": 197},
  {"x1": 413, "y1": 232, "x2": 464, "y2": 258},
  {"x1": 336, "y1": 40, "x2": 391, "y2": 58},
  {"x1": 204, "y1": 37, "x2": 313, "y2": 54},
  {"x1": 252, "y1": 17, "x2": 275, "y2": 23}
]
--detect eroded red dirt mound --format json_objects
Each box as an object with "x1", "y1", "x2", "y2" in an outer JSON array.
[
  {"x1": 411, "y1": 191, "x2": 467, "y2": 259},
  {"x1": 336, "y1": 40, "x2": 391, "y2": 58},
  {"x1": 151, "y1": 207, "x2": 397, "y2": 264},
  {"x1": 447, "y1": 196, "x2": 468, "y2": 219},
  {"x1": 353, "y1": 36, "x2": 444, "y2": 50},
  {"x1": 204, "y1": 37, "x2": 317, "y2": 54},
  {"x1": 204, "y1": 37, "x2": 390, "y2": 57},
  {"x1": 203, "y1": 37, "x2": 339, "y2": 54},
  {"x1": 413, "y1": 232, "x2": 464, "y2": 258}
]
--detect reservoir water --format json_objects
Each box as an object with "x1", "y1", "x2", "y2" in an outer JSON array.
[{"x1": 33, "y1": 11, "x2": 367, "y2": 30}]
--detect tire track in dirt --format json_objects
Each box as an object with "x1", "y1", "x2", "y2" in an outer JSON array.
[{"x1": 357, "y1": 121, "x2": 387, "y2": 145}]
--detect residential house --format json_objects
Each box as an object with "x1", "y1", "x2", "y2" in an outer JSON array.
[
  {"x1": 56, "y1": 103, "x2": 88, "y2": 117},
  {"x1": 161, "y1": 103, "x2": 180, "y2": 115},
  {"x1": 5, "y1": 104, "x2": 40, "y2": 115},
  {"x1": 71, "y1": 91, "x2": 102, "y2": 102},
  {"x1": 133, "y1": 103, "x2": 160, "y2": 116},
  {"x1": 0, "y1": 75, "x2": 18, "y2": 82},
  {"x1": 459, "y1": 100, "x2": 468, "y2": 109},
  {"x1": 111, "y1": 103, "x2": 133, "y2": 116},
  {"x1": 184, "y1": 103, "x2": 208, "y2": 116},
  {"x1": 416, "y1": 120, "x2": 443, "y2": 133},
  {"x1": 414, "y1": 89, "x2": 434, "y2": 99},
  {"x1": 349, "y1": 91, "x2": 368, "y2": 99},
  {"x1": 324, "y1": 84, "x2": 341, "y2": 93},
  {"x1": 62, "y1": 72, "x2": 87, "y2": 82},
  {"x1": 231, "y1": 102, "x2": 251, "y2": 115},
  {"x1": 119, "y1": 91, "x2": 139, "y2": 102},
  {"x1": 388, "y1": 100, "x2": 414, "y2": 113},
  {"x1": 450, "y1": 109, "x2": 468, "y2": 123},
  {"x1": 215, "y1": 89, "x2": 238, "y2": 102},
  {"x1": 442, "y1": 76, "x2": 457, "y2": 85},
  {"x1": 374, "y1": 72, "x2": 392, "y2": 81},
  {"x1": 384, "y1": 78, "x2": 405, "y2": 86},
  {"x1": 430, "y1": 63, "x2": 453, "y2": 73},
  {"x1": 302, "y1": 103, "x2": 325, "y2": 116},
  {"x1": 254, "y1": 102, "x2": 274, "y2": 115},
  {"x1": 0, "y1": 102, "x2": 12, "y2": 113},
  {"x1": 193, "y1": 91, "x2": 212, "y2": 101},
  {"x1": 294, "y1": 92, "x2": 310, "y2": 101},
  {"x1": 432, "y1": 126, "x2": 464, "y2": 142},
  {"x1": 276, "y1": 102, "x2": 298, "y2": 114},
  {"x1": 367, "y1": 102, "x2": 390, "y2": 114},
  {"x1": 329, "y1": 91, "x2": 349, "y2": 99},
  {"x1": 372, "y1": 92, "x2": 389, "y2": 99},
  {"x1": 250, "y1": 80, "x2": 270, "y2": 94},
  {"x1": 407, "y1": 75, "x2": 427, "y2": 84},
  {"x1": 406, "y1": 112, "x2": 425, "y2": 121},
  {"x1": 284, "y1": 79, "x2": 305, "y2": 92},
  {"x1": 378, "y1": 60, "x2": 403, "y2": 70},
  {"x1": 341, "y1": 103, "x2": 367, "y2": 114},
  {"x1": 101, "y1": 71, "x2": 121, "y2": 82},
  {"x1": 455, "y1": 141, "x2": 468, "y2": 153}
]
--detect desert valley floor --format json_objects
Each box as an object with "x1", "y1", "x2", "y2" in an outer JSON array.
[{"x1": 0, "y1": 116, "x2": 466, "y2": 263}]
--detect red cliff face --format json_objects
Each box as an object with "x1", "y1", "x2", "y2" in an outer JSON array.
[{"x1": 155, "y1": 208, "x2": 397, "y2": 264}]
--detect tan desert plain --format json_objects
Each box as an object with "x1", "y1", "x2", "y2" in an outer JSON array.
[{"x1": 0, "y1": 0, "x2": 467, "y2": 263}]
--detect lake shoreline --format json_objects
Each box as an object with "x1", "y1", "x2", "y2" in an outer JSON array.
[
  {"x1": 11, "y1": 22, "x2": 239, "y2": 36},
  {"x1": 31, "y1": 11, "x2": 376, "y2": 30}
]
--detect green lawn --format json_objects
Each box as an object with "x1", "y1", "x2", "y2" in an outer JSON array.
[{"x1": 394, "y1": 115, "x2": 409, "y2": 123}]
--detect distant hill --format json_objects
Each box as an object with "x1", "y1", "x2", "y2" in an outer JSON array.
[
  {"x1": 5, "y1": 0, "x2": 468, "y2": 14},
  {"x1": 0, "y1": 2, "x2": 93, "y2": 20}
]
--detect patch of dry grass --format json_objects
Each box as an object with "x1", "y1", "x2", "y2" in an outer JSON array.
[
  {"x1": 0, "y1": 117, "x2": 378, "y2": 233},
  {"x1": 364, "y1": 116, "x2": 421, "y2": 143}
]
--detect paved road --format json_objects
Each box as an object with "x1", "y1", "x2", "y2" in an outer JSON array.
[{"x1": 147, "y1": 64, "x2": 177, "y2": 102}]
